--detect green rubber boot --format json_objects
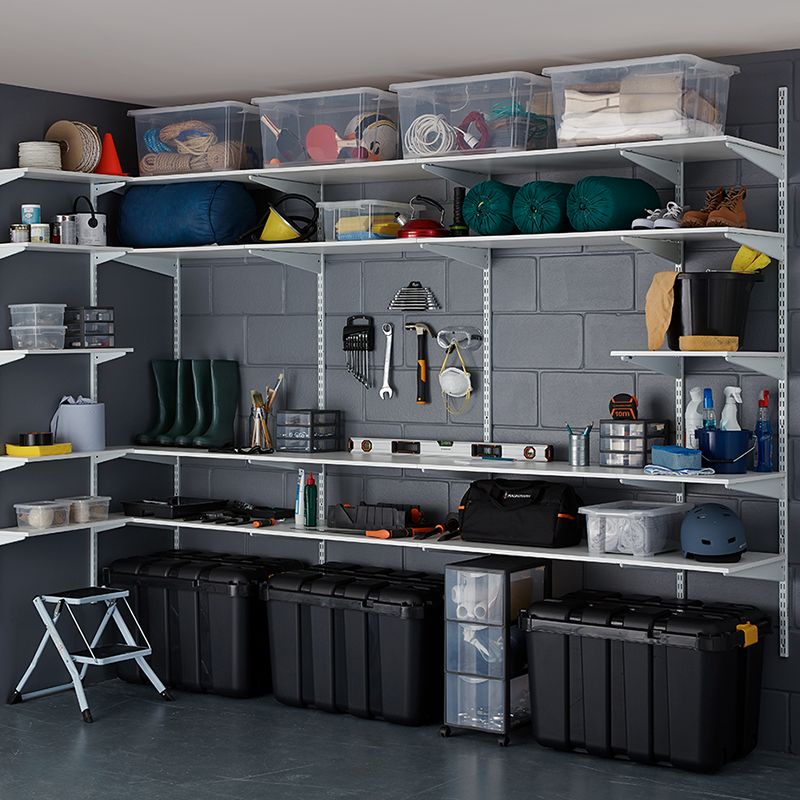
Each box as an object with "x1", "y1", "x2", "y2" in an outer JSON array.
[
  {"x1": 192, "y1": 360, "x2": 240, "y2": 449},
  {"x1": 156, "y1": 359, "x2": 196, "y2": 445},
  {"x1": 135, "y1": 360, "x2": 178, "y2": 446},
  {"x1": 174, "y1": 360, "x2": 212, "y2": 447}
]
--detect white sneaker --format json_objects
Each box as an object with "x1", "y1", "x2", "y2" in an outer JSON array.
[
  {"x1": 653, "y1": 201, "x2": 688, "y2": 229},
  {"x1": 631, "y1": 209, "x2": 663, "y2": 229}
]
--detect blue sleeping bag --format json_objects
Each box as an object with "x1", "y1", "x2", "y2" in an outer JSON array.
[{"x1": 118, "y1": 181, "x2": 258, "y2": 247}]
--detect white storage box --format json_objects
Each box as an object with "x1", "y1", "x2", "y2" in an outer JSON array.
[
  {"x1": 129, "y1": 101, "x2": 261, "y2": 175},
  {"x1": 543, "y1": 54, "x2": 739, "y2": 147},
  {"x1": 317, "y1": 200, "x2": 406, "y2": 241},
  {"x1": 252, "y1": 88, "x2": 400, "y2": 167},
  {"x1": 9, "y1": 325, "x2": 66, "y2": 350},
  {"x1": 14, "y1": 501, "x2": 71, "y2": 530},
  {"x1": 580, "y1": 501, "x2": 692, "y2": 557},
  {"x1": 390, "y1": 72, "x2": 555, "y2": 158},
  {"x1": 9, "y1": 304, "x2": 66, "y2": 327},
  {"x1": 55, "y1": 496, "x2": 111, "y2": 524}
]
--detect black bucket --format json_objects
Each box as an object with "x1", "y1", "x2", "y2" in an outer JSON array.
[{"x1": 667, "y1": 271, "x2": 763, "y2": 350}]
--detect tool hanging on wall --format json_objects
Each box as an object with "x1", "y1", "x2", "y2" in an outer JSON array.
[
  {"x1": 436, "y1": 327, "x2": 483, "y2": 351},
  {"x1": 379, "y1": 322, "x2": 394, "y2": 400},
  {"x1": 388, "y1": 281, "x2": 440, "y2": 311},
  {"x1": 342, "y1": 315, "x2": 375, "y2": 388},
  {"x1": 348, "y1": 437, "x2": 554, "y2": 463},
  {"x1": 405, "y1": 322, "x2": 434, "y2": 404}
]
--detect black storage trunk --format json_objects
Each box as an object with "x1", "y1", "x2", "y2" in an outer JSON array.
[
  {"x1": 266, "y1": 566, "x2": 443, "y2": 725},
  {"x1": 104, "y1": 551, "x2": 302, "y2": 698},
  {"x1": 520, "y1": 591, "x2": 769, "y2": 772}
]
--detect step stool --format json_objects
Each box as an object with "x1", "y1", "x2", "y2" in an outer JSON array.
[{"x1": 8, "y1": 587, "x2": 172, "y2": 723}]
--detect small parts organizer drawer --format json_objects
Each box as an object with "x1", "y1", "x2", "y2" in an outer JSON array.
[{"x1": 65, "y1": 306, "x2": 115, "y2": 348}]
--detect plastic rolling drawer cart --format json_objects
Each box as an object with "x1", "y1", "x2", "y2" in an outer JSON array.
[
  {"x1": 8, "y1": 587, "x2": 171, "y2": 723},
  {"x1": 441, "y1": 556, "x2": 549, "y2": 746},
  {"x1": 265, "y1": 566, "x2": 443, "y2": 724},
  {"x1": 520, "y1": 591, "x2": 769, "y2": 771},
  {"x1": 104, "y1": 552, "x2": 302, "y2": 697}
]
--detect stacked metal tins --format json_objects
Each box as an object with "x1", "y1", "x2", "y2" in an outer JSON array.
[{"x1": 599, "y1": 420, "x2": 668, "y2": 468}]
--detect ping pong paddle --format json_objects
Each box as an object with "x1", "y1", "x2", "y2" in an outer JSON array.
[
  {"x1": 260, "y1": 114, "x2": 305, "y2": 162},
  {"x1": 305, "y1": 124, "x2": 368, "y2": 162}
]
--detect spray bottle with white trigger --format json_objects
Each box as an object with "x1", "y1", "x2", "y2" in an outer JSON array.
[
  {"x1": 684, "y1": 386, "x2": 703, "y2": 448},
  {"x1": 720, "y1": 386, "x2": 742, "y2": 431}
]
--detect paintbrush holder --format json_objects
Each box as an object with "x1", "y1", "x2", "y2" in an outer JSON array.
[{"x1": 249, "y1": 406, "x2": 269, "y2": 450}]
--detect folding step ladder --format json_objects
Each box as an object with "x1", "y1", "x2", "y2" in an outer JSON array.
[{"x1": 8, "y1": 587, "x2": 172, "y2": 723}]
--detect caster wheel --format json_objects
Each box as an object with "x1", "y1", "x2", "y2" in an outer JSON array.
[
  {"x1": 439, "y1": 725, "x2": 452, "y2": 738},
  {"x1": 498, "y1": 735, "x2": 510, "y2": 748},
  {"x1": 160, "y1": 690, "x2": 174, "y2": 702},
  {"x1": 7, "y1": 690, "x2": 21, "y2": 705},
  {"x1": 82, "y1": 709, "x2": 94, "y2": 724}
]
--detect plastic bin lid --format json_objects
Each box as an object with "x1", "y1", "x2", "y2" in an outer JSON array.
[
  {"x1": 316, "y1": 200, "x2": 408, "y2": 210},
  {"x1": 14, "y1": 500, "x2": 70, "y2": 508},
  {"x1": 390, "y1": 71, "x2": 549, "y2": 91},
  {"x1": 54, "y1": 496, "x2": 111, "y2": 502},
  {"x1": 579, "y1": 500, "x2": 692, "y2": 517},
  {"x1": 251, "y1": 87, "x2": 397, "y2": 104},
  {"x1": 9, "y1": 304, "x2": 66, "y2": 310},
  {"x1": 543, "y1": 54, "x2": 739, "y2": 77},
  {"x1": 9, "y1": 325, "x2": 66, "y2": 331},
  {"x1": 128, "y1": 101, "x2": 257, "y2": 117}
]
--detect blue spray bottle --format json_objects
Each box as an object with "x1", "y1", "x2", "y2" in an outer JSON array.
[
  {"x1": 754, "y1": 390, "x2": 774, "y2": 472},
  {"x1": 702, "y1": 388, "x2": 716, "y2": 430}
]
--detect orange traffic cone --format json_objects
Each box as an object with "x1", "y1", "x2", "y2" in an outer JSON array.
[{"x1": 96, "y1": 132, "x2": 127, "y2": 176}]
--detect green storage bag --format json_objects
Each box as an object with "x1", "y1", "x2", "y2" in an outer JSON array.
[
  {"x1": 512, "y1": 181, "x2": 574, "y2": 234},
  {"x1": 463, "y1": 180, "x2": 519, "y2": 236},
  {"x1": 566, "y1": 176, "x2": 660, "y2": 232}
]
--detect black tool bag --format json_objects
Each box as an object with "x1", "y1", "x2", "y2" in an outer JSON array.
[
  {"x1": 458, "y1": 479, "x2": 583, "y2": 547},
  {"x1": 327, "y1": 502, "x2": 422, "y2": 531}
]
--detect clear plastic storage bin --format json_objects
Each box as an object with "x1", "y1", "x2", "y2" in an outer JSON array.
[
  {"x1": 129, "y1": 101, "x2": 261, "y2": 175},
  {"x1": 9, "y1": 304, "x2": 65, "y2": 327},
  {"x1": 446, "y1": 568, "x2": 504, "y2": 625},
  {"x1": 276, "y1": 425, "x2": 338, "y2": 440},
  {"x1": 9, "y1": 326, "x2": 65, "y2": 350},
  {"x1": 55, "y1": 496, "x2": 111, "y2": 524},
  {"x1": 276, "y1": 410, "x2": 340, "y2": 426},
  {"x1": 580, "y1": 500, "x2": 692, "y2": 557},
  {"x1": 275, "y1": 438, "x2": 339, "y2": 453},
  {"x1": 65, "y1": 307, "x2": 114, "y2": 323},
  {"x1": 390, "y1": 72, "x2": 555, "y2": 158},
  {"x1": 445, "y1": 674, "x2": 529, "y2": 732},
  {"x1": 543, "y1": 55, "x2": 739, "y2": 147},
  {"x1": 252, "y1": 88, "x2": 401, "y2": 167},
  {"x1": 599, "y1": 451, "x2": 647, "y2": 469},
  {"x1": 317, "y1": 200, "x2": 406, "y2": 241},
  {"x1": 447, "y1": 622, "x2": 505, "y2": 679},
  {"x1": 14, "y1": 501, "x2": 71, "y2": 530}
]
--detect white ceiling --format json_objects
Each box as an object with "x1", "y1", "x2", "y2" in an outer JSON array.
[{"x1": 1, "y1": 0, "x2": 799, "y2": 106}]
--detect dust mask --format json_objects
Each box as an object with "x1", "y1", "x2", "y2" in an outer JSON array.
[{"x1": 439, "y1": 342, "x2": 472, "y2": 414}]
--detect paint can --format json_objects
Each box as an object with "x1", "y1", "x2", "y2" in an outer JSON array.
[
  {"x1": 21, "y1": 204, "x2": 41, "y2": 224},
  {"x1": 72, "y1": 196, "x2": 107, "y2": 246},
  {"x1": 10, "y1": 224, "x2": 30, "y2": 243},
  {"x1": 29, "y1": 223, "x2": 50, "y2": 243},
  {"x1": 52, "y1": 215, "x2": 77, "y2": 245}
]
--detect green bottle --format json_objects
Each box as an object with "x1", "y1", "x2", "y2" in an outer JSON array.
[{"x1": 304, "y1": 472, "x2": 317, "y2": 527}]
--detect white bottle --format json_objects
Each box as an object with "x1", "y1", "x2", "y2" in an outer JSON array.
[
  {"x1": 684, "y1": 386, "x2": 703, "y2": 448},
  {"x1": 720, "y1": 386, "x2": 742, "y2": 431}
]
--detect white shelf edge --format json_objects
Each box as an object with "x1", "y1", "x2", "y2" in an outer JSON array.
[
  {"x1": 1, "y1": 513, "x2": 130, "y2": 541},
  {"x1": 0, "y1": 448, "x2": 130, "y2": 470},
  {"x1": 612, "y1": 350, "x2": 785, "y2": 380}
]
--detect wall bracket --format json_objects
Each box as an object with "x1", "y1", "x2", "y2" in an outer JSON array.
[
  {"x1": 247, "y1": 249, "x2": 321, "y2": 274},
  {"x1": 620, "y1": 235, "x2": 682, "y2": 263},
  {"x1": 420, "y1": 164, "x2": 487, "y2": 188},
  {"x1": 115, "y1": 255, "x2": 178, "y2": 277},
  {"x1": 725, "y1": 141, "x2": 785, "y2": 179},
  {"x1": 724, "y1": 230, "x2": 784, "y2": 261},
  {"x1": 90, "y1": 250, "x2": 128, "y2": 268},
  {"x1": 619, "y1": 150, "x2": 682, "y2": 183},
  {"x1": 418, "y1": 243, "x2": 489, "y2": 269},
  {"x1": 248, "y1": 175, "x2": 321, "y2": 201}
]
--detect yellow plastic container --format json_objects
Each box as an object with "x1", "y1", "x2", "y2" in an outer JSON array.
[{"x1": 5, "y1": 443, "x2": 72, "y2": 458}]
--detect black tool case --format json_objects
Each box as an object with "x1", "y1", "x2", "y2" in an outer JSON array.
[
  {"x1": 104, "y1": 551, "x2": 302, "y2": 697},
  {"x1": 266, "y1": 566, "x2": 443, "y2": 725},
  {"x1": 519, "y1": 591, "x2": 769, "y2": 772}
]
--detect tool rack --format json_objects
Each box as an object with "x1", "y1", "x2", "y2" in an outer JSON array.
[{"x1": 0, "y1": 90, "x2": 791, "y2": 656}]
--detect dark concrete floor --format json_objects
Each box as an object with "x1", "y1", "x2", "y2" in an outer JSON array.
[{"x1": 0, "y1": 680, "x2": 798, "y2": 800}]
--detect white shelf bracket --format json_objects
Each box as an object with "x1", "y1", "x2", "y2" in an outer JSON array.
[
  {"x1": 724, "y1": 230, "x2": 784, "y2": 262},
  {"x1": 418, "y1": 243, "x2": 489, "y2": 269},
  {"x1": 0, "y1": 168, "x2": 25, "y2": 188},
  {"x1": 732, "y1": 476, "x2": 786, "y2": 501},
  {"x1": 619, "y1": 150, "x2": 682, "y2": 183},
  {"x1": 0, "y1": 244, "x2": 26, "y2": 262},
  {"x1": 91, "y1": 351, "x2": 129, "y2": 366},
  {"x1": 115, "y1": 255, "x2": 179, "y2": 277},
  {"x1": 90, "y1": 250, "x2": 128, "y2": 268},
  {"x1": 725, "y1": 142, "x2": 784, "y2": 179},
  {"x1": 615, "y1": 353, "x2": 682, "y2": 378},
  {"x1": 247, "y1": 249, "x2": 321, "y2": 274},
  {"x1": 620, "y1": 236, "x2": 681, "y2": 263},
  {"x1": 725, "y1": 354, "x2": 784, "y2": 380},
  {"x1": 90, "y1": 180, "x2": 127, "y2": 204},
  {"x1": 91, "y1": 450, "x2": 130, "y2": 465},
  {"x1": 0, "y1": 351, "x2": 28, "y2": 367},
  {"x1": 734, "y1": 561, "x2": 785, "y2": 583},
  {"x1": 420, "y1": 164, "x2": 487, "y2": 188},
  {"x1": 248, "y1": 175, "x2": 321, "y2": 202}
]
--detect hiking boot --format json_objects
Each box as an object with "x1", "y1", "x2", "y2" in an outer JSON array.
[
  {"x1": 707, "y1": 186, "x2": 748, "y2": 228},
  {"x1": 680, "y1": 187, "x2": 725, "y2": 228}
]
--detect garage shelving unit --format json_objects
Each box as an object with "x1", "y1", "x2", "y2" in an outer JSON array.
[{"x1": 0, "y1": 91, "x2": 790, "y2": 654}]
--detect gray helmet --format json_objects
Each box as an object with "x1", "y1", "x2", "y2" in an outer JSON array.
[{"x1": 681, "y1": 503, "x2": 747, "y2": 563}]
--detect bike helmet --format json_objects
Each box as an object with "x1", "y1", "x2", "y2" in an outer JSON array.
[{"x1": 681, "y1": 503, "x2": 747, "y2": 563}]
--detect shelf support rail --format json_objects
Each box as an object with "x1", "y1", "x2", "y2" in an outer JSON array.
[
  {"x1": 483, "y1": 254, "x2": 492, "y2": 442},
  {"x1": 89, "y1": 254, "x2": 99, "y2": 584},
  {"x1": 173, "y1": 257, "x2": 182, "y2": 550}
]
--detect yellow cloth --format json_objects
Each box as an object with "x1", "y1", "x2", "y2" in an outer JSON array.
[
  {"x1": 731, "y1": 245, "x2": 770, "y2": 273},
  {"x1": 645, "y1": 272, "x2": 677, "y2": 350}
]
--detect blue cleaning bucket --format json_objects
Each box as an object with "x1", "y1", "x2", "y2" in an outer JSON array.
[{"x1": 696, "y1": 429, "x2": 754, "y2": 474}]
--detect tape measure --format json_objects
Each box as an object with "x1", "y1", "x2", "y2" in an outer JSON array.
[{"x1": 609, "y1": 393, "x2": 638, "y2": 420}]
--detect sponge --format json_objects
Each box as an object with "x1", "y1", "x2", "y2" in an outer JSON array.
[{"x1": 651, "y1": 445, "x2": 702, "y2": 471}]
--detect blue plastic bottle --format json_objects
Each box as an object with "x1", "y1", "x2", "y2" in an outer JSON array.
[
  {"x1": 702, "y1": 388, "x2": 717, "y2": 430},
  {"x1": 754, "y1": 390, "x2": 774, "y2": 472}
]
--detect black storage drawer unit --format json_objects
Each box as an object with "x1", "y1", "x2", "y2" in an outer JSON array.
[
  {"x1": 266, "y1": 566, "x2": 443, "y2": 725},
  {"x1": 520, "y1": 591, "x2": 769, "y2": 772},
  {"x1": 104, "y1": 551, "x2": 302, "y2": 697}
]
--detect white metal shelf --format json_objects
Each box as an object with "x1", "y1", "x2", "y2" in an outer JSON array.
[
  {"x1": 612, "y1": 350, "x2": 786, "y2": 380},
  {"x1": 0, "y1": 167, "x2": 126, "y2": 189},
  {"x1": 0, "y1": 448, "x2": 128, "y2": 474},
  {"x1": 0, "y1": 513, "x2": 129, "y2": 544},
  {"x1": 0, "y1": 348, "x2": 133, "y2": 367},
  {"x1": 124, "y1": 517, "x2": 784, "y2": 581},
  {"x1": 0, "y1": 243, "x2": 128, "y2": 264}
]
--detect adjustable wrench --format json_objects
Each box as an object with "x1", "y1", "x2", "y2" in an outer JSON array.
[{"x1": 379, "y1": 323, "x2": 394, "y2": 399}]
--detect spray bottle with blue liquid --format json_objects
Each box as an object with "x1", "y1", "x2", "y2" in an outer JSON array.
[{"x1": 754, "y1": 390, "x2": 774, "y2": 472}]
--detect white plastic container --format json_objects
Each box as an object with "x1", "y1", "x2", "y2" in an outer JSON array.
[
  {"x1": 129, "y1": 101, "x2": 261, "y2": 175},
  {"x1": 14, "y1": 501, "x2": 71, "y2": 530},
  {"x1": 543, "y1": 54, "x2": 739, "y2": 147},
  {"x1": 390, "y1": 72, "x2": 555, "y2": 158},
  {"x1": 579, "y1": 501, "x2": 692, "y2": 557},
  {"x1": 9, "y1": 304, "x2": 66, "y2": 327},
  {"x1": 252, "y1": 88, "x2": 400, "y2": 167},
  {"x1": 55, "y1": 496, "x2": 111, "y2": 524},
  {"x1": 317, "y1": 200, "x2": 406, "y2": 241},
  {"x1": 9, "y1": 325, "x2": 66, "y2": 350}
]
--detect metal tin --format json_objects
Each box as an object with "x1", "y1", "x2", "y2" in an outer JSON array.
[
  {"x1": 29, "y1": 223, "x2": 50, "y2": 243},
  {"x1": 54, "y1": 215, "x2": 77, "y2": 245},
  {"x1": 569, "y1": 433, "x2": 589, "y2": 467},
  {"x1": 10, "y1": 224, "x2": 30, "y2": 243},
  {"x1": 21, "y1": 204, "x2": 41, "y2": 224}
]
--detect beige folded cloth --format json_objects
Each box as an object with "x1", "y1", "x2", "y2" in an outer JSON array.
[{"x1": 645, "y1": 272, "x2": 678, "y2": 350}]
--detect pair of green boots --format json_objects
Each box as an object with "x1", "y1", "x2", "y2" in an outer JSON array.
[{"x1": 135, "y1": 359, "x2": 239, "y2": 449}]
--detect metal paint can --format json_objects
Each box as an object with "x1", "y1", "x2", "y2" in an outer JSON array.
[
  {"x1": 10, "y1": 224, "x2": 30, "y2": 243},
  {"x1": 53, "y1": 215, "x2": 77, "y2": 245},
  {"x1": 21, "y1": 204, "x2": 41, "y2": 224},
  {"x1": 29, "y1": 223, "x2": 50, "y2": 243}
]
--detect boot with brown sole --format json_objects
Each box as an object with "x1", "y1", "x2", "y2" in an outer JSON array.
[
  {"x1": 680, "y1": 187, "x2": 725, "y2": 228},
  {"x1": 707, "y1": 186, "x2": 748, "y2": 228}
]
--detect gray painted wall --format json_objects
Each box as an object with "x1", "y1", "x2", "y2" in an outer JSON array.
[{"x1": 0, "y1": 48, "x2": 798, "y2": 753}]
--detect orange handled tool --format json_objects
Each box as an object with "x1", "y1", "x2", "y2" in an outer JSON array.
[
  {"x1": 405, "y1": 322, "x2": 434, "y2": 405},
  {"x1": 366, "y1": 526, "x2": 437, "y2": 540}
]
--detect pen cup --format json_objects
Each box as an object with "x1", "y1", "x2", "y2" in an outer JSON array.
[{"x1": 569, "y1": 432, "x2": 590, "y2": 467}]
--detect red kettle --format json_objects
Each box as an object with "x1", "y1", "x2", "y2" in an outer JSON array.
[{"x1": 396, "y1": 195, "x2": 450, "y2": 238}]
